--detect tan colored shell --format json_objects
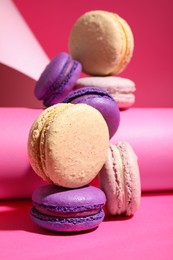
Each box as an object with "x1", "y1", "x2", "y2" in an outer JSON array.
[
  {"x1": 68, "y1": 10, "x2": 134, "y2": 76},
  {"x1": 28, "y1": 103, "x2": 109, "y2": 188},
  {"x1": 27, "y1": 104, "x2": 72, "y2": 182}
]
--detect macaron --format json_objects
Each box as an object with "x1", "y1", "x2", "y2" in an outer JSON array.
[
  {"x1": 63, "y1": 87, "x2": 120, "y2": 138},
  {"x1": 68, "y1": 10, "x2": 134, "y2": 76},
  {"x1": 98, "y1": 141, "x2": 141, "y2": 216},
  {"x1": 30, "y1": 184, "x2": 106, "y2": 232},
  {"x1": 34, "y1": 52, "x2": 82, "y2": 107},
  {"x1": 75, "y1": 76, "x2": 136, "y2": 110},
  {"x1": 28, "y1": 103, "x2": 109, "y2": 188}
]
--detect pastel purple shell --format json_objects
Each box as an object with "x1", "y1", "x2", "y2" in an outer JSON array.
[
  {"x1": 34, "y1": 52, "x2": 82, "y2": 106},
  {"x1": 30, "y1": 184, "x2": 106, "y2": 232}
]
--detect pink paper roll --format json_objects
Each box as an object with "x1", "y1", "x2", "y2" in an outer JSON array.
[
  {"x1": 0, "y1": 108, "x2": 173, "y2": 199},
  {"x1": 0, "y1": 108, "x2": 44, "y2": 199},
  {"x1": 111, "y1": 108, "x2": 173, "y2": 192}
]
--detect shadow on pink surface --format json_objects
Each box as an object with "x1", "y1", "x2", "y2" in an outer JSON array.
[
  {"x1": 0, "y1": 200, "x2": 44, "y2": 234},
  {"x1": 0, "y1": 200, "x2": 98, "y2": 236},
  {"x1": 1, "y1": 191, "x2": 173, "y2": 234}
]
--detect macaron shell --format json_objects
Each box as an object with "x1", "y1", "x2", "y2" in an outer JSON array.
[
  {"x1": 68, "y1": 10, "x2": 127, "y2": 76},
  {"x1": 44, "y1": 60, "x2": 82, "y2": 106},
  {"x1": 111, "y1": 14, "x2": 134, "y2": 74},
  {"x1": 41, "y1": 104, "x2": 109, "y2": 188},
  {"x1": 31, "y1": 184, "x2": 106, "y2": 232},
  {"x1": 75, "y1": 76, "x2": 136, "y2": 93},
  {"x1": 112, "y1": 92, "x2": 135, "y2": 110},
  {"x1": 34, "y1": 52, "x2": 82, "y2": 106},
  {"x1": 32, "y1": 185, "x2": 106, "y2": 212},
  {"x1": 99, "y1": 144, "x2": 125, "y2": 215},
  {"x1": 116, "y1": 141, "x2": 141, "y2": 216},
  {"x1": 27, "y1": 103, "x2": 73, "y2": 182},
  {"x1": 30, "y1": 207, "x2": 105, "y2": 232},
  {"x1": 35, "y1": 53, "x2": 70, "y2": 99},
  {"x1": 99, "y1": 141, "x2": 141, "y2": 216},
  {"x1": 75, "y1": 76, "x2": 135, "y2": 110},
  {"x1": 73, "y1": 95, "x2": 120, "y2": 138}
]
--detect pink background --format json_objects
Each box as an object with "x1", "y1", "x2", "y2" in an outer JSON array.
[
  {"x1": 13, "y1": 0, "x2": 173, "y2": 108},
  {"x1": 1, "y1": 2, "x2": 173, "y2": 258}
]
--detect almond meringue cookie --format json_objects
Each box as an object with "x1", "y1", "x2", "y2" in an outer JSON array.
[
  {"x1": 30, "y1": 184, "x2": 106, "y2": 232},
  {"x1": 68, "y1": 10, "x2": 134, "y2": 76},
  {"x1": 28, "y1": 103, "x2": 109, "y2": 188}
]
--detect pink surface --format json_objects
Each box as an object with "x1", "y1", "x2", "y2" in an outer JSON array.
[
  {"x1": 13, "y1": 0, "x2": 173, "y2": 108},
  {"x1": 0, "y1": 193, "x2": 173, "y2": 260},
  {"x1": 0, "y1": 108, "x2": 44, "y2": 199},
  {"x1": 0, "y1": 107, "x2": 172, "y2": 199}
]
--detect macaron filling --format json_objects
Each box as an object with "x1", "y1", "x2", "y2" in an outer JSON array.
[
  {"x1": 31, "y1": 207, "x2": 104, "y2": 224},
  {"x1": 63, "y1": 87, "x2": 115, "y2": 103},
  {"x1": 110, "y1": 14, "x2": 128, "y2": 74},
  {"x1": 43, "y1": 58, "x2": 79, "y2": 106},
  {"x1": 32, "y1": 203, "x2": 103, "y2": 218}
]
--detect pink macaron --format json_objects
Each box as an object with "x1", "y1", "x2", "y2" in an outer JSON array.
[
  {"x1": 75, "y1": 76, "x2": 136, "y2": 110},
  {"x1": 98, "y1": 141, "x2": 141, "y2": 216}
]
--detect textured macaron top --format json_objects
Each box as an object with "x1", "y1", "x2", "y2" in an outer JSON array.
[
  {"x1": 68, "y1": 10, "x2": 134, "y2": 76},
  {"x1": 28, "y1": 103, "x2": 109, "y2": 188},
  {"x1": 32, "y1": 184, "x2": 106, "y2": 211},
  {"x1": 34, "y1": 52, "x2": 82, "y2": 106}
]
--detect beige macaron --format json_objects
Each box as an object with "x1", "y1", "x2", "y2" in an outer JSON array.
[
  {"x1": 28, "y1": 103, "x2": 109, "y2": 188},
  {"x1": 68, "y1": 10, "x2": 134, "y2": 76}
]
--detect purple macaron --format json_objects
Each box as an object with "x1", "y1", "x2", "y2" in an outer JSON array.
[
  {"x1": 30, "y1": 184, "x2": 106, "y2": 232},
  {"x1": 34, "y1": 52, "x2": 82, "y2": 107},
  {"x1": 63, "y1": 87, "x2": 120, "y2": 138}
]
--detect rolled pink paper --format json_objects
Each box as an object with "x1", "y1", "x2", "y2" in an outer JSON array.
[
  {"x1": 0, "y1": 108, "x2": 45, "y2": 199},
  {"x1": 111, "y1": 108, "x2": 173, "y2": 192},
  {"x1": 0, "y1": 108, "x2": 173, "y2": 199}
]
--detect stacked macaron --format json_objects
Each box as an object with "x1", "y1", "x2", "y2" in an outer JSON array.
[
  {"x1": 34, "y1": 51, "x2": 120, "y2": 139},
  {"x1": 29, "y1": 10, "x2": 141, "y2": 233},
  {"x1": 68, "y1": 10, "x2": 136, "y2": 110},
  {"x1": 28, "y1": 103, "x2": 109, "y2": 232}
]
